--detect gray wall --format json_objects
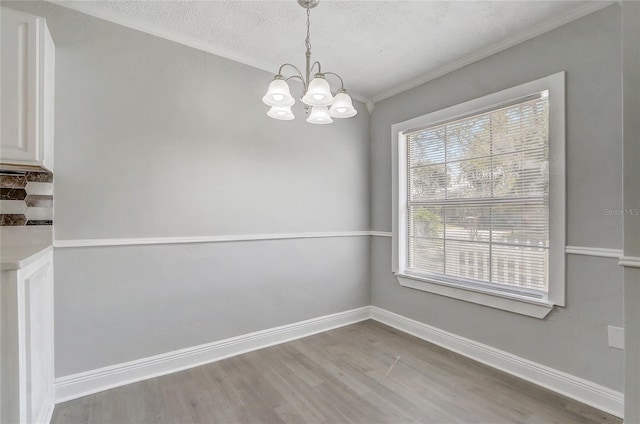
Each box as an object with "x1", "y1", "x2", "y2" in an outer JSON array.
[
  {"x1": 369, "y1": 5, "x2": 624, "y2": 391},
  {"x1": 2, "y1": 1, "x2": 371, "y2": 376},
  {"x1": 54, "y1": 238, "x2": 369, "y2": 375},
  {"x1": 1, "y1": 0, "x2": 625, "y2": 394},
  {"x1": 622, "y1": 2, "x2": 640, "y2": 421}
]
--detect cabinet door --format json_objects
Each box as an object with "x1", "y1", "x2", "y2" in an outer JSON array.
[
  {"x1": 22, "y1": 255, "x2": 54, "y2": 424},
  {"x1": 0, "y1": 251, "x2": 54, "y2": 424},
  {"x1": 1, "y1": 8, "x2": 41, "y2": 165}
]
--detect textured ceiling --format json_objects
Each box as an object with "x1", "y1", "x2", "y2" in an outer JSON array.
[{"x1": 55, "y1": 0, "x2": 611, "y2": 103}]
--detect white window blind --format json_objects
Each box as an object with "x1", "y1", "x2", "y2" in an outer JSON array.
[{"x1": 404, "y1": 92, "x2": 549, "y2": 299}]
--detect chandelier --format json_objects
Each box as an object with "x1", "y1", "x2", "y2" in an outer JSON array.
[{"x1": 262, "y1": 0, "x2": 357, "y2": 124}]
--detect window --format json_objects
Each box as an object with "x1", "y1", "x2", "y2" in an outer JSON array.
[{"x1": 392, "y1": 73, "x2": 565, "y2": 318}]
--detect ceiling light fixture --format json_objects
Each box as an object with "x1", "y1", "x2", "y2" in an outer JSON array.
[{"x1": 262, "y1": 0, "x2": 357, "y2": 124}]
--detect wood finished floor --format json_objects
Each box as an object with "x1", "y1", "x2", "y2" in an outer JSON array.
[{"x1": 51, "y1": 321, "x2": 621, "y2": 424}]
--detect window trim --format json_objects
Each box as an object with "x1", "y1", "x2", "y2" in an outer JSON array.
[{"x1": 391, "y1": 72, "x2": 565, "y2": 318}]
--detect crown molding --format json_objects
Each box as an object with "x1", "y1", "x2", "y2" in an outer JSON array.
[
  {"x1": 365, "y1": 101, "x2": 376, "y2": 114},
  {"x1": 47, "y1": 1, "x2": 273, "y2": 72},
  {"x1": 46, "y1": 1, "x2": 614, "y2": 108},
  {"x1": 45, "y1": 1, "x2": 368, "y2": 103},
  {"x1": 369, "y1": 1, "x2": 616, "y2": 104}
]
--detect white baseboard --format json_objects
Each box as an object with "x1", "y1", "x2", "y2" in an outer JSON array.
[
  {"x1": 54, "y1": 305, "x2": 624, "y2": 419},
  {"x1": 54, "y1": 307, "x2": 370, "y2": 403},
  {"x1": 370, "y1": 306, "x2": 624, "y2": 418},
  {"x1": 43, "y1": 400, "x2": 55, "y2": 424}
]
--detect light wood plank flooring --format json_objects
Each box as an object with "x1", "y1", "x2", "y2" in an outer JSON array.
[{"x1": 52, "y1": 321, "x2": 621, "y2": 424}]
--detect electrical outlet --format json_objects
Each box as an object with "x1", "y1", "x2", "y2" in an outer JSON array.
[{"x1": 608, "y1": 326, "x2": 624, "y2": 350}]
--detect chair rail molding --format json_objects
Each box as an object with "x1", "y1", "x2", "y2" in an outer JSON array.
[
  {"x1": 53, "y1": 231, "x2": 374, "y2": 248},
  {"x1": 619, "y1": 256, "x2": 640, "y2": 269},
  {"x1": 565, "y1": 246, "x2": 624, "y2": 258},
  {"x1": 369, "y1": 231, "x2": 392, "y2": 238}
]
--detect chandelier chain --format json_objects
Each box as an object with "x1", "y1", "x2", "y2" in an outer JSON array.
[
  {"x1": 305, "y1": 7, "x2": 311, "y2": 52},
  {"x1": 263, "y1": 0, "x2": 357, "y2": 123}
]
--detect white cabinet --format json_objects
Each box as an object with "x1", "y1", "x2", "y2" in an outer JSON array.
[
  {"x1": 0, "y1": 8, "x2": 55, "y2": 172},
  {"x1": 1, "y1": 250, "x2": 54, "y2": 424}
]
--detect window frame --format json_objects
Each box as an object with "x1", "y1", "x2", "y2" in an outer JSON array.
[{"x1": 391, "y1": 72, "x2": 565, "y2": 319}]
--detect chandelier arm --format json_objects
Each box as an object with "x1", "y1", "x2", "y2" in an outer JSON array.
[
  {"x1": 323, "y1": 72, "x2": 346, "y2": 91},
  {"x1": 286, "y1": 75, "x2": 308, "y2": 94},
  {"x1": 264, "y1": 0, "x2": 355, "y2": 123},
  {"x1": 278, "y1": 63, "x2": 305, "y2": 79},
  {"x1": 310, "y1": 61, "x2": 322, "y2": 76}
]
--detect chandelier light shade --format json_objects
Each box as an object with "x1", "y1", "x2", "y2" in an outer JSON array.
[
  {"x1": 329, "y1": 89, "x2": 357, "y2": 118},
  {"x1": 267, "y1": 105, "x2": 295, "y2": 120},
  {"x1": 263, "y1": 0, "x2": 357, "y2": 124},
  {"x1": 301, "y1": 75, "x2": 334, "y2": 107},
  {"x1": 262, "y1": 77, "x2": 295, "y2": 107},
  {"x1": 306, "y1": 106, "x2": 333, "y2": 124}
]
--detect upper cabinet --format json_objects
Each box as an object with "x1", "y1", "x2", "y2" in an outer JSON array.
[{"x1": 1, "y1": 8, "x2": 55, "y2": 172}]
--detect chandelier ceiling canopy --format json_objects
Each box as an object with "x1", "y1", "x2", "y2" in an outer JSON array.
[{"x1": 262, "y1": 0, "x2": 357, "y2": 125}]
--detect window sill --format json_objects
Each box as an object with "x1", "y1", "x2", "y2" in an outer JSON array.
[{"x1": 395, "y1": 273, "x2": 555, "y2": 319}]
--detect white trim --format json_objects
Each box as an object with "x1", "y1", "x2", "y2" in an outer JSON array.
[
  {"x1": 53, "y1": 306, "x2": 625, "y2": 419},
  {"x1": 48, "y1": 235, "x2": 627, "y2": 256},
  {"x1": 48, "y1": 0, "x2": 613, "y2": 105},
  {"x1": 53, "y1": 231, "x2": 372, "y2": 248},
  {"x1": 370, "y1": 1, "x2": 615, "y2": 103},
  {"x1": 378, "y1": 234, "x2": 624, "y2": 261},
  {"x1": 396, "y1": 275, "x2": 554, "y2": 319},
  {"x1": 365, "y1": 100, "x2": 376, "y2": 114},
  {"x1": 565, "y1": 246, "x2": 624, "y2": 258},
  {"x1": 391, "y1": 72, "x2": 566, "y2": 309},
  {"x1": 43, "y1": 401, "x2": 55, "y2": 424},
  {"x1": 370, "y1": 307, "x2": 624, "y2": 418},
  {"x1": 369, "y1": 231, "x2": 392, "y2": 238},
  {"x1": 46, "y1": 1, "x2": 271, "y2": 70},
  {"x1": 619, "y1": 256, "x2": 640, "y2": 268},
  {"x1": 54, "y1": 307, "x2": 370, "y2": 403}
]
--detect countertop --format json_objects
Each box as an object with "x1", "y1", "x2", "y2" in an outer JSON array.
[
  {"x1": 1, "y1": 244, "x2": 53, "y2": 271},
  {"x1": 0, "y1": 226, "x2": 53, "y2": 271}
]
